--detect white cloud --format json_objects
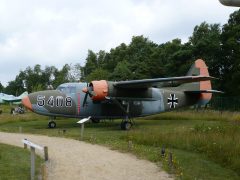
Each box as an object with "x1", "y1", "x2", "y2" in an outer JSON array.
[{"x1": 0, "y1": 0, "x2": 238, "y2": 86}]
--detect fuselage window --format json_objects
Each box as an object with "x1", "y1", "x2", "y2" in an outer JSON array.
[{"x1": 57, "y1": 86, "x2": 76, "y2": 94}]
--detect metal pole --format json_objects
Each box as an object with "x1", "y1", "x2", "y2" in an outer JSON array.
[
  {"x1": 30, "y1": 147, "x2": 35, "y2": 180},
  {"x1": 81, "y1": 123, "x2": 84, "y2": 140},
  {"x1": 19, "y1": 126, "x2": 22, "y2": 133}
]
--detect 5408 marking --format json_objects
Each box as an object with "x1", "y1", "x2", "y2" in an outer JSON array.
[{"x1": 37, "y1": 95, "x2": 72, "y2": 107}]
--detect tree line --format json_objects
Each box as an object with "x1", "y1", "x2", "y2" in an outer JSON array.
[{"x1": 1, "y1": 9, "x2": 240, "y2": 96}]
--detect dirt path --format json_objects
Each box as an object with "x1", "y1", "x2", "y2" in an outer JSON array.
[{"x1": 0, "y1": 132, "x2": 173, "y2": 180}]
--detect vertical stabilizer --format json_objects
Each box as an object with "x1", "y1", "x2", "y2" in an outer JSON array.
[{"x1": 183, "y1": 59, "x2": 212, "y2": 105}]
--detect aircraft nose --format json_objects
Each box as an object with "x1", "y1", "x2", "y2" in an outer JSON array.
[{"x1": 22, "y1": 96, "x2": 33, "y2": 111}]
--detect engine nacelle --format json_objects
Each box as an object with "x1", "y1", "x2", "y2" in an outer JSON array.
[
  {"x1": 219, "y1": 0, "x2": 240, "y2": 6},
  {"x1": 89, "y1": 80, "x2": 109, "y2": 101},
  {"x1": 86, "y1": 80, "x2": 152, "y2": 102}
]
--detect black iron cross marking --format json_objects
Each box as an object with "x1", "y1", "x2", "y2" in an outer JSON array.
[{"x1": 167, "y1": 94, "x2": 178, "y2": 109}]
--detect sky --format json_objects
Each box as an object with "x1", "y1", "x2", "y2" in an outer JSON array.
[{"x1": 0, "y1": 0, "x2": 238, "y2": 86}]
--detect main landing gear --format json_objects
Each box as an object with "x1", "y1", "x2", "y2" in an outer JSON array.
[
  {"x1": 120, "y1": 102, "x2": 134, "y2": 131},
  {"x1": 121, "y1": 117, "x2": 133, "y2": 130},
  {"x1": 48, "y1": 116, "x2": 56, "y2": 128},
  {"x1": 105, "y1": 97, "x2": 135, "y2": 130}
]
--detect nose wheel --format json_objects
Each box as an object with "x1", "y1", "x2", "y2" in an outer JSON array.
[
  {"x1": 48, "y1": 117, "x2": 56, "y2": 128},
  {"x1": 48, "y1": 121, "x2": 56, "y2": 128}
]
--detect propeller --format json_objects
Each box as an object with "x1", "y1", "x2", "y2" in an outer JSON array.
[{"x1": 82, "y1": 83, "x2": 96, "y2": 107}]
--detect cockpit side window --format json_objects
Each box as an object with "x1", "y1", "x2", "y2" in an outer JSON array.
[
  {"x1": 68, "y1": 86, "x2": 76, "y2": 94},
  {"x1": 57, "y1": 85, "x2": 76, "y2": 94},
  {"x1": 57, "y1": 86, "x2": 65, "y2": 92}
]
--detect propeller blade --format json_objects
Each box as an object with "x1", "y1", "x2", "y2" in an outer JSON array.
[
  {"x1": 88, "y1": 91, "x2": 96, "y2": 97},
  {"x1": 82, "y1": 83, "x2": 89, "y2": 107},
  {"x1": 82, "y1": 82, "x2": 97, "y2": 107},
  {"x1": 82, "y1": 93, "x2": 88, "y2": 107}
]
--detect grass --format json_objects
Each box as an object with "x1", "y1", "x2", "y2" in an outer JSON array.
[
  {"x1": 0, "y1": 143, "x2": 43, "y2": 180},
  {"x1": 0, "y1": 105, "x2": 240, "y2": 179}
]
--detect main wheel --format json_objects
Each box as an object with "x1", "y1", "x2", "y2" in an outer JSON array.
[
  {"x1": 48, "y1": 121, "x2": 56, "y2": 128},
  {"x1": 121, "y1": 121, "x2": 132, "y2": 130}
]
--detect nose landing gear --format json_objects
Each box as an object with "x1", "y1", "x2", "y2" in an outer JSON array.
[{"x1": 48, "y1": 117, "x2": 56, "y2": 128}]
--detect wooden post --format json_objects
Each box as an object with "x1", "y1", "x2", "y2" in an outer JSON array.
[
  {"x1": 161, "y1": 146, "x2": 165, "y2": 157},
  {"x1": 24, "y1": 139, "x2": 27, "y2": 149},
  {"x1": 44, "y1": 146, "x2": 48, "y2": 161},
  {"x1": 168, "y1": 152, "x2": 173, "y2": 167},
  {"x1": 128, "y1": 140, "x2": 133, "y2": 151},
  {"x1": 30, "y1": 147, "x2": 35, "y2": 180},
  {"x1": 41, "y1": 163, "x2": 47, "y2": 180}
]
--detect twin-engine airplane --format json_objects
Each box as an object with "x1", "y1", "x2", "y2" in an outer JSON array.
[{"x1": 22, "y1": 59, "x2": 221, "y2": 130}]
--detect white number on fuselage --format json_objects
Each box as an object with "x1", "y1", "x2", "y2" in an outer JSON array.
[{"x1": 37, "y1": 96, "x2": 72, "y2": 107}]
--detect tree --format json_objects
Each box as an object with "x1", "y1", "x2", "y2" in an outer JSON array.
[
  {"x1": 189, "y1": 22, "x2": 222, "y2": 78},
  {"x1": 111, "y1": 61, "x2": 133, "y2": 81},
  {"x1": 4, "y1": 81, "x2": 19, "y2": 95},
  {"x1": 68, "y1": 63, "x2": 81, "y2": 82},
  {"x1": 102, "y1": 43, "x2": 128, "y2": 72},
  {"x1": 44, "y1": 66, "x2": 58, "y2": 84},
  {"x1": 53, "y1": 64, "x2": 71, "y2": 87},
  {"x1": 82, "y1": 50, "x2": 98, "y2": 80},
  {"x1": 0, "y1": 82, "x2": 4, "y2": 92},
  {"x1": 86, "y1": 68, "x2": 110, "y2": 82},
  {"x1": 220, "y1": 9, "x2": 240, "y2": 95}
]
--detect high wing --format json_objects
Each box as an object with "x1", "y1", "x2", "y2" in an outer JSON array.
[{"x1": 113, "y1": 76, "x2": 216, "y2": 89}]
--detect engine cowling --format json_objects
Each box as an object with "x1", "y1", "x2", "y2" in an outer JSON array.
[
  {"x1": 89, "y1": 80, "x2": 109, "y2": 101},
  {"x1": 219, "y1": 0, "x2": 240, "y2": 6}
]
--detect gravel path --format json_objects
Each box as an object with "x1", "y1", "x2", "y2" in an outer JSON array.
[{"x1": 0, "y1": 132, "x2": 173, "y2": 180}]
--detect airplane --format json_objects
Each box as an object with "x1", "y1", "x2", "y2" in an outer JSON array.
[
  {"x1": 0, "y1": 91, "x2": 28, "y2": 104},
  {"x1": 219, "y1": 0, "x2": 240, "y2": 6},
  {"x1": 22, "y1": 59, "x2": 221, "y2": 130}
]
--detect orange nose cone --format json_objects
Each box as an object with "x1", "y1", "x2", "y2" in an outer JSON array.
[{"x1": 22, "y1": 96, "x2": 33, "y2": 111}]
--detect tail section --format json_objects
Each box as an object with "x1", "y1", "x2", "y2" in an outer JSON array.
[
  {"x1": 18, "y1": 91, "x2": 28, "y2": 99},
  {"x1": 193, "y1": 59, "x2": 212, "y2": 104},
  {"x1": 180, "y1": 59, "x2": 214, "y2": 105}
]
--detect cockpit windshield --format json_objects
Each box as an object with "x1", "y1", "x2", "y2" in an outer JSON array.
[{"x1": 56, "y1": 85, "x2": 76, "y2": 94}]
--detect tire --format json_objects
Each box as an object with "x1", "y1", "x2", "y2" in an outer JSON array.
[
  {"x1": 48, "y1": 121, "x2": 56, "y2": 128},
  {"x1": 121, "y1": 121, "x2": 132, "y2": 130}
]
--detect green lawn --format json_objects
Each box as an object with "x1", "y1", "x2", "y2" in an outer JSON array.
[
  {"x1": 0, "y1": 105, "x2": 239, "y2": 179},
  {"x1": 0, "y1": 143, "x2": 42, "y2": 180}
]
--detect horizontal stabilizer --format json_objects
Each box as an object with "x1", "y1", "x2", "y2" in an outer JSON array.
[{"x1": 184, "y1": 90, "x2": 224, "y2": 94}]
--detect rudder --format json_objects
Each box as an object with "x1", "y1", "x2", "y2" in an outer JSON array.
[{"x1": 183, "y1": 59, "x2": 212, "y2": 105}]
